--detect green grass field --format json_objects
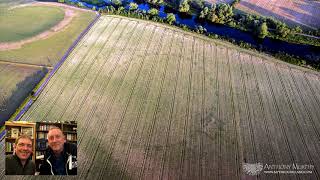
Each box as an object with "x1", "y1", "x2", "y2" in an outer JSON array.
[
  {"x1": 5, "y1": 16, "x2": 319, "y2": 179},
  {"x1": 0, "y1": 6, "x2": 96, "y2": 66},
  {"x1": 0, "y1": 6, "x2": 64, "y2": 42}
]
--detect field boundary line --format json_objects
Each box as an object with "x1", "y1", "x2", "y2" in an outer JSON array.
[
  {"x1": 0, "y1": 12, "x2": 100, "y2": 139},
  {"x1": 0, "y1": 63, "x2": 10, "y2": 73},
  {"x1": 0, "y1": 60, "x2": 53, "y2": 69},
  {"x1": 10, "y1": 12, "x2": 101, "y2": 123},
  {"x1": 38, "y1": 16, "x2": 116, "y2": 122},
  {"x1": 20, "y1": 15, "x2": 106, "y2": 121},
  {"x1": 55, "y1": 17, "x2": 117, "y2": 122}
]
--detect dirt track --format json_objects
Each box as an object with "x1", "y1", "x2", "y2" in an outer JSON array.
[
  {"x1": 0, "y1": 2, "x2": 94, "y2": 51},
  {"x1": 0, "y1": 60, "x2": 53, "y2": 69}
]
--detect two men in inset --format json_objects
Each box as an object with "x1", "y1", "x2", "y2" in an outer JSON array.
[{"x1": 5, "y1": 126, "x2": 77, "y2": 175}]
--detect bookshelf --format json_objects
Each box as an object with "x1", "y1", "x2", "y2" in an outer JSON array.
[
  {"x1": 35, "y1": 121, "x2": 77, "y2": 172},
  {"x1": 5, "y1": 121, "x2": 36, "y2": 161}
]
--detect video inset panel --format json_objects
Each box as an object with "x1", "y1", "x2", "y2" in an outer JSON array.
[{"x1": 4, "y1": 121, "x2": 77, "y2": 175}]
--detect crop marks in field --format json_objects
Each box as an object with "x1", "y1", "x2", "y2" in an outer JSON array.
[
  {"x1": 235, "y1": 0, "x2": 320, "y2": 29},
  {"x1": 13, "y1": 16, "x2": 320, "y2": 179}
]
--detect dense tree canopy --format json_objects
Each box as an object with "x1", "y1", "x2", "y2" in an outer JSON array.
[
  {"x1": 258, "y1": 22, "x2": 268, "y2": 38},
  {"x1": 166, "y1": 13, "x2": 176, "y2": 25},
  {"x1": 148, "y1": 8, "x2": 159, "y2": 16},
  {"x1": 129, "y1": 2, "x2": 138, "y2": 11},
  {"x1": 112, "y1": 0, "x2": 122, "y2": 7},
  {"x1": 179, "y1": 0, "x2": 190, "y2": 13},
  {"x1": 146, "y1": 0, "x2": 163, "y2": 5},
  {"x1": 199, "y1": 6, "x2": 209, "y2": 19}
]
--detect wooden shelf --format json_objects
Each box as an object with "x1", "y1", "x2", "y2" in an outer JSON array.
[
  {"x1": 64, "y1": 131, "x2": 77, "y2": 134},
  {"x1": 36, "y1": 130, "x2": 48, "y2": 132},
  {"x1": 5, "y1": 137, "x2": 17, "y2": 140}
]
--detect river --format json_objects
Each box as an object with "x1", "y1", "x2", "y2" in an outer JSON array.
[{"x1": 69, "y1": 0, "x2": 320, "y2": 63}]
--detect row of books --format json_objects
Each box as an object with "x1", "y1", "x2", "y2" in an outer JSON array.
[
  {"x1": 66, "y1": 133, "x2": 77, "y2": 141},
  {"x1": 36, "y1": 140, "x2": 48, "y2": 151},
  {"x1": 5, "y1": 142, "x2": 14, "y2": 152},
  {"x1": 64, "y1": 126, "x2": 77, "y2": 132},
  {"x1": 6, "y1": 127, "x2": 34, "y2": 138},
  {"x1": 36, "y1": 151, "x2": 45, "y2": 157},
  {"x1": 37, "y1": 132, "x2": 48, "y2": 139},
  {"x1": 38, "y1": 124, "x2": 58, "y2": 131}
]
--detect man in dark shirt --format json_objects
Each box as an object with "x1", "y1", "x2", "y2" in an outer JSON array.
[
  {"x1": 6, "y1": 134, "x2": 35, "y2": 175},
  {"x1": 39, "y1": 126, "x2": 77, "y2": 175}
]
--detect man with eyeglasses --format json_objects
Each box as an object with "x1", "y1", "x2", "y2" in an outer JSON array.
[
  {"x1": 5, "y1": 134, "x2": 35, "y2": 175},
  {"x1": 39, "y1": 126, "x2": 77, "y2": 175}
]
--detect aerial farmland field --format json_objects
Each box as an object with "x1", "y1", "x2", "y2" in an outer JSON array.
[
  {"x1": 1, "y1": 15, "x2": 319, "y2": 179},
  {"x1": 0, "y1": 1, "x2": 97, "y2": 66},
  {"x1": 0, "y1": 6, "x2": 64, "y2": 42},
  {"x1": 0, "y1": 1, "x2": 96, "y2": 123},
  {"x1": 234, "y1": 0, "x2": 320, "y2": 29},
  {"x1": 205, "y1": 0, "x2": 320, "y2": 30},
  {"x1": 0, "y1": 63, "x2": 46, "y2": 123}
]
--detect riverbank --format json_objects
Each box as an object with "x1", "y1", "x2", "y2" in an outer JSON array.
[{"x1": 58, "y1": 0, "x2": 320, "y2": 71}]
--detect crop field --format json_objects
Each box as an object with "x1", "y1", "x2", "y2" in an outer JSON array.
[
  {"x1": 0, "y1": 1, "x2": 96, "y2": 123},
  {"x1": 206, "y1": 0, "x2": 234, "y2": 4},
  {"x1": 0, "y1": 2, "x2": 96, "y2": 66},
  {"x1": 0, "y1": 6, "x2": 64, "y2": 42},
  {"x1": 0, "y1": 2, "x2": 95, "y2": 123},
  {"x1": 1, "y1": 16, "x2": 319, "y2": 179},
  {"x1": 0, "y1": 63, "x2": 46, "y2": 123},
  {"x1": 235, "y1": 0, "x2": 320, "y2": 29}
]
